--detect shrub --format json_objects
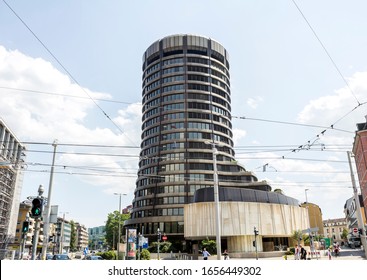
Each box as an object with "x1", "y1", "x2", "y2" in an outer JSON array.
[
  {"x1": 149, "y1": 241, "x2": 172, "y2": 253},
  {"x1": 285, "y1": 250, "x2": 294, "y2": 255},
  {"x1": 140, "y1": 249, "x2": 150, "y2": 260},
  {"x1": 98, "y1": 250, "x2": 116, "y2": 260},
  {"x1": 201, "y1": 239, "x2": 216, "y2": 255}
]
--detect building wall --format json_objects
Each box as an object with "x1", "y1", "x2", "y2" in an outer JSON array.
[
  {"x1": 0, "y1": 118, "x2": 26, "y2": 249},
  {"x1": 88, "y1": 226, "x2": 106, "y2": 250},
  {"x1": 323, "y1": 218, "x2": 348, "y2": 244},
  {"x1": 301, "y1": 203, "x2": 324, "y2": 235},
  {"x1": 76, "y1": 223, "x2": 89, "y2": 251},
  {"x1": 352, "y1": 118, "x2": 367, "y2": 221},
  {"x1": 184, "y1": 201, "x2": 309, "y2": 253}
]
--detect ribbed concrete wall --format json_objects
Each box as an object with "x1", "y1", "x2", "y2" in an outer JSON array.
[{"x1": 184, "y1": 201, "x2": 309, "y2": 253}]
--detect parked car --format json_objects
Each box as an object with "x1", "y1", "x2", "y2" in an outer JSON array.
[
  {"x1": 348, "y1": 237, "x2": 361, "y2": 248},
  {"x1": 52, "y1": 254, "x2": 71, "y2": 260},
  {"x1": 46, "y1": 253, "x2": 53, "y2": 260},
  {"x1": 85, "y1": 255, "x2": 104, "y2": 260}
]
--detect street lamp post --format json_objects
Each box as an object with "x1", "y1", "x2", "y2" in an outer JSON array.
[
  {"x1": 157, "y1": 228, "x2": 161, "y2": 260},
  {"x1": 304, "y1": 188, "x2": 316, "y2": 259},
  {"x1": 114, "y1": 193, "x2": 127, "y2": 260},
  {"x1": 41, "y1": 140, "x2": 57, "y2": 260},
  {"x1": 31, "y1": 184, "x2": 45, "y2": 260},
  {"x1": 305, "y1": 189, "x2": 309, "y2": 204},
  {"x1": 205, "y1": 140, "x2": 222, "y2": 260},
  {"x1": 59, "y1": 212, "x2": 69, "y2": 254}
]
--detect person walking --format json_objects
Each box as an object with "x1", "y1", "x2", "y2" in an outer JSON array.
[
  {"x1": 223, "y1": 249, "x2": 229, "y2": 260},
  {"x1": 300, "y1": 245, "x2": 307, "y2": 260},
  {"x1": 202, "y1": 248, "x2": 210, "y2": 260},
  {"x1": 294, "y1": 245, "x2": 300, "y2": 260},
  {"x1": 327, "y1": 247, "x2": 332, "y2": 260}
]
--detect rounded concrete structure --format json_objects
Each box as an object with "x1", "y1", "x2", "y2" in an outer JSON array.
[{"x1": 184, "y1": 187, "x2": 309, "y2": 255}]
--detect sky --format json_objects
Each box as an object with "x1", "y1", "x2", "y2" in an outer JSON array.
[{"x1": 0, "y1": 0, "x2": 366, "y2": 229}]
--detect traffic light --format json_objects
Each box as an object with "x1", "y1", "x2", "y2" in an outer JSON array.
[
  {"x1": 31, "y1": 198, "x2": 43, "y2": 218},
  {"x1": 22, "y1": 221, "x2": 29, "y2": 233}
]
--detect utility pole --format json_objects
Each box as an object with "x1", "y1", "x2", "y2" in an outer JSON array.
[
  {"x1": 41, "y1": 140, "x2": 57, "y2": 260},
  {"x1": 31, "y1": 185, "x2": 45, "y2": 260},
  {"x1": 205, "y1": 140, "x2": 223, "y2": 260},
  {"x1": 157, "y1": 228, "x2": 161, "y2": 260},
  {"x1": 20, "y1": 213, "x2": 29, "y2": 259},
  {"x1": 58, "y1": 212, "x2": 69, "y2": 254},
  {"x1": 347, "y1": 151, "x2": 367, "y2": 258},
  {"x1": 114, "y1": 193, "x2": 126, "y2": 260}
]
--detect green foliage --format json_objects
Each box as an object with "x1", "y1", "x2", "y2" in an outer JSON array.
[
  {"x1": 303, "y1": 234, "x2": 310, "y2": 246},
  {"x1": 149, "y1": 241, "x2": 172, "y2": 253},
  {"x1": 201, "y1": 239, "x2": 216, "y2": 255},
  {"x1": 286, "y1": 248, "x2": 295, "y2": 255},
  {"x1": 98, "y1": 250, "x2": 116, "y2": 260},
  {"x1": 70, "y1": 221, "x2": 77, "y2": 252},
  {"x1": 140, "y1": 249, "x2": 150, "y2": 260},
  {"x1": 291, "y1": 230, "x2": 303, "y2": 246},
  {"x1": 105, "y1": 211, "x2": 130, "y2": 249},
  {"x1": 341, "y1": 228, "x2": 348, "y2": 240}
]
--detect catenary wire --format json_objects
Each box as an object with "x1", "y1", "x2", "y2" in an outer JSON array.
[{"x1": 2, "y1": 0, "x2": 139, "y2": 147}]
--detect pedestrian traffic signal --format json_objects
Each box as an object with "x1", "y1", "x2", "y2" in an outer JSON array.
[
  {"x1": 22, "y1": 221, "x2": 29, "y2": 233},
  {"x1": 31, "y1": 198, "x2": 43, "y2": 218}
]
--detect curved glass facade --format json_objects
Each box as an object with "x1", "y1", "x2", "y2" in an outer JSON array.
[{"x1": 125, "y1": 35, "x2": 271, "y2": 240}]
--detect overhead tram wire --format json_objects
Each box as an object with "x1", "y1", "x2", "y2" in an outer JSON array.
[
  {"x1": 232, "y1": 115, "x2": 353, "y2": 134},
  {"x1": 260, "y1": 1, "x2": 367, "y2": 168},
  {"x1": 21, "y1": 141, "x2": 140, "y2": 149},
  {"x1": 291, "y1": 0, "x2": 361, "y2": 106},
  {"x1": 2, "y1": 0, "x2": 139, "y2": 147},
  {"x1": 0, "y1": 86, "x2": 136, "y2": 105}
]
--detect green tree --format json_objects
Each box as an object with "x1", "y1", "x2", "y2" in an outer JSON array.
[
  {"x1": 70, "y1": 221, "x2": 77, "y2": 252},
  {"x1": 105, "y1": 211, "x2": 130, "y2": 249},
  {"x1": 291, "y1": 230, "x2": 303, "y2": 246},
  {"x1": 201, "y1": 239, "x2": 216, "y2": 255},
  {"x1": 341, "y1": 228, "x2": 348, "y2": 241}
]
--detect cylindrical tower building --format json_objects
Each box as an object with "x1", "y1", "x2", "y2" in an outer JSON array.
[{"x1": 125, "y1": 34, "x2": 270, "y2": 244}]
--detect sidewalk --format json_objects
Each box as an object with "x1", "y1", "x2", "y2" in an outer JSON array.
[{"x1": 241, "y1": 248, "x2": 366, "y2": 261}]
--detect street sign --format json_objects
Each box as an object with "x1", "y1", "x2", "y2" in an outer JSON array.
[
  {"x1": 302, "y1": 227, "x2": 319, "y2": 234},
  {"x1": 353, "y1": 228, "x2": 358, "y2": 233},
  {"x1": 162, "y1": 235, "x2": 167, "y2": 241},
  {"x1": 142, "y1": 238, "x2": 148, "y2": 248}
]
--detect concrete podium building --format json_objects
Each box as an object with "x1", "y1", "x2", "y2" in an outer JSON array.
[{"x1": 125, "y1": 34, "x2": 308, "y2": 253}]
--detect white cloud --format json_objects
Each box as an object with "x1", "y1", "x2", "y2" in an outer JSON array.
[
  {"x1": 246, "y1": 96, "x2": 264, "y2": 109},
  {"x1": 0, "y1": 46, "x2": 115, "y2": 141},
  {"x1": 0, "y1": 46, "x2": 142, "y2": 194},
  {"x1": 297, "y1": 71, "x2": 367, "y2": 125},
  {"x1": 232, "y1": 128, "x2": 247, "y2": 146}
]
